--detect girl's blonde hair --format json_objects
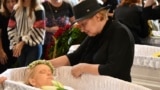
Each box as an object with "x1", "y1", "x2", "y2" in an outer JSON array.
[{"x1": 24, "y1": 60, "x2": 54, "y2": 86}]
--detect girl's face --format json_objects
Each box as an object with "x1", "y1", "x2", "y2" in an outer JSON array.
[
  {"x1": 29, "y1": 64, "x2": 53, "y2": 88},
  {"x1": 22, "y1": 0, "x2": 31, "y2": 7},
  {"x1": 6, "y1": 0, "x2": 17, "y2": 13},
  {"x1": 78, "y1": 15, "x2": 102, "y2": 36}
]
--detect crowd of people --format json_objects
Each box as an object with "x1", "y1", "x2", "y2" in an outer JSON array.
[
  {"x1": 0, "y1": 0, "x2": 160, "y2": 88},
  {"x1": 0, "y1": 0, "x2": 18, "y2": 74}
]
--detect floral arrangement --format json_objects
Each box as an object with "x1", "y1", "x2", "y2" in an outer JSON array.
[
  {"x1": 28, "y1": 60, "x2": 54, "y2": 73},
  {"x1": 45, "y1": 24, "x2": 86, "y2": 59},
  {"x1": 152, "y1": 52, "x2": 160, "y2": 58},
  {"x1": 41, "y1": 80, "x2": 65, "y2": 90}
]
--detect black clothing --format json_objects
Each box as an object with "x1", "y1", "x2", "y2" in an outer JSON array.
[
  {"x1": 41, "y1": 1, "x2": 74, "y2": 59},
  {"x1": 143, "y1": 6, "x2": 160, "y2": 20},
  {"x1": 0, "y1": 13, "x2": 16, "y2": 73},
  {"x1": 42, "y1": 1, "x2": 74, "y2": 27},
  {"x1": 67, "y1": 19, "x2": 134, "y2": 82},
  {"x1": 114, "y1": 5, "x2": 149, "y2": 44},
  {"x1": 103, "y1": 0, "x2": 118, "y2": 13}
]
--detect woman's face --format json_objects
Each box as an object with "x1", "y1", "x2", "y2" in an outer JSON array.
[
  {"x1": 22, "y1": 0, "x2": 31, "y2": 7},
  {"x1": 78, "y1": 15, "x2": 102, "y2": 36},
  {"x1": 6, "y1": 0, "x2": 17, "y2": 13},
  {"x1": 29, "y1": 64, "x2": 53, "y2": 88}
]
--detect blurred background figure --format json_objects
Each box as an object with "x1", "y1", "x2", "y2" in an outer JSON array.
[
  {"x1": 41, "y1": 0, "x2": 75, "y2": 59},
  {"x1": 102, "y1": 0, "x2": 118, "y2": 12},
  {"x1": 63, "y1": 0, "x2": 79, "y2": 6},
  {"x1": 7, "y1": 0, "x2": 46, "y2": 67},
  {"x1": 143, "y1": 0, "x2": 160, "y2": 20},
  {"x1": 114, "y1": 0, "x2": 150, "y2": 44},
  {"x1": 0, "y1": 0, "x2": 17, "y2": 73}
]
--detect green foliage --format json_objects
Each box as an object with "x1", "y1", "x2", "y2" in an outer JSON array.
[{"x1": 50, "y1": 27, "x2": 86, "y2": 58}]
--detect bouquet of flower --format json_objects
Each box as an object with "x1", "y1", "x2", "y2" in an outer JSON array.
[
  {"x1": 41, "y1": 80, "x2": 65, "y2": 90},
  {"x1": 45, "y1": 24, "x2": 86, "y2": 59}
]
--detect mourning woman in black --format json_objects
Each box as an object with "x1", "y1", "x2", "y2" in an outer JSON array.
[{"x1": 49, "y1": 0, "x2": 134, "y2": 82}]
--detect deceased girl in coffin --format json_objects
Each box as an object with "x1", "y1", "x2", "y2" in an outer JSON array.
[{"x1": 24, "y1": 60, "x2": 73, "y2": 90}]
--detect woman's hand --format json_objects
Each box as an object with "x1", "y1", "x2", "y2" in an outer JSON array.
[
  {"x1": 71, "y1": 63, "x2": 87, "y2": 78},
  {"x1": 71, "y1": 63, "x2": 99, "y2": 78},
  {"x1": 13, "y1": 41, "x2": 25, "y2": 57},
  {"x1": 0, "y1": 77, "x2": 7, "y2": 84},
  {"x1": 0, "y1": 49, "x2": 7, "y2": 64},
  {"x1": 46, "y1": 26, "x2": 59, "y2": 33}
]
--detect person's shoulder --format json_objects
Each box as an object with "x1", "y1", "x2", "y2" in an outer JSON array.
[
  {"x1": 35, "y1": 4, "x2": 44, "y2": 11},
  {"x1": 110, "y1": 20, "x2": 121, "y2": 26},
  {"x1": 109, "y1": 20, "x2": 134, "y2": 38},
  {"x1": 114, "y1": 20, "x2": 133, "y2": 34},
  {"x1": 133, "y1": 5, "x2": 143, "y2": 12},
  {"x1": 13, "y1": 4, "x2": 19, "y2": 10},
  {"x1": 110, "y1": 20, "x2": 129, "y2": 30},
  {"x1": 41, "y1": 1, "x2": 48, "y2": 6}
]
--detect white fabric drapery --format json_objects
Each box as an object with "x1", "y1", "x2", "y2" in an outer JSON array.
[
  {"x1": 0, "y1": 66, "x2": 150, "y2": 90},
  {"x1": 134, "y1": 44, "x2": 160, "y2": 69}
]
